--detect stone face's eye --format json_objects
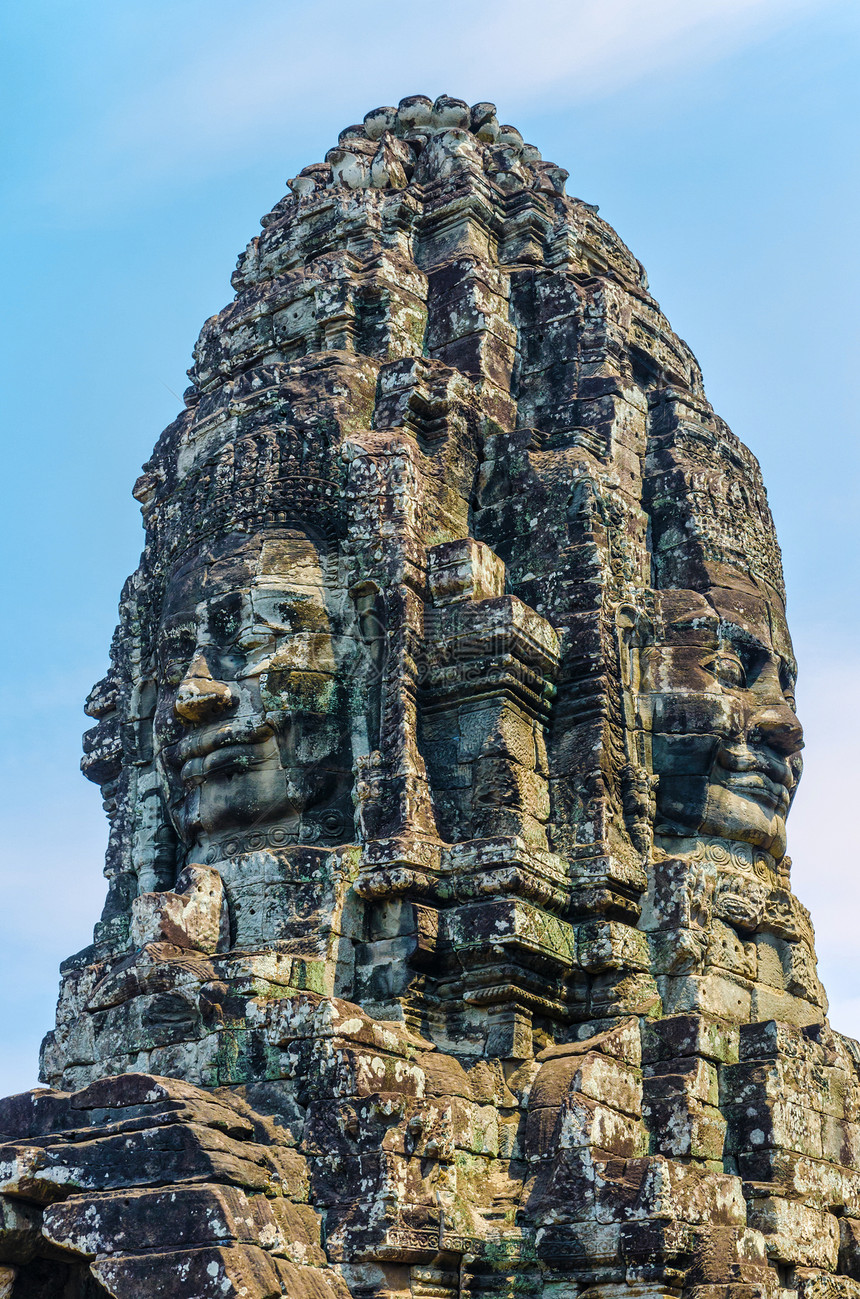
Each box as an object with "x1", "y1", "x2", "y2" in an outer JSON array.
[
  {"x1": 162, "y1": 660, "x2": 187, "y2": 687},
  {"x1": 208, "y1": 597, "x2": 243, "y2": 645},
  {"x1": 712, "y1": 653, "x2": 746, "y2": 689},
  {"x1": 159, "y1": 632, "x2": 195, "y2": 686},
  {"x1": 780, "y1": 665, "x2": 798, "y2": 710},
  {"x1": 236, "y1": 626, "x2": 276, "y2": 652}
]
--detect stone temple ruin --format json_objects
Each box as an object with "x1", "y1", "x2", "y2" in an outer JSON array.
[{"x1": 0, "y1": 93, "x2": 855, "y2": 1299}]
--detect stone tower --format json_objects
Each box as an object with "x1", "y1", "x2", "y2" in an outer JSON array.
[{"x1": 0, "y1": 96, "x2": 854, "y2": 1299}]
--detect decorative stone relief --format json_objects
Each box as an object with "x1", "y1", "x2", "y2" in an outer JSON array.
[{"x1": 0, "y1": 95, "x2": 852, "y2": 1299}]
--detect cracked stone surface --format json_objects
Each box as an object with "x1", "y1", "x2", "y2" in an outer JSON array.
[{"x1": 0, "y1": 94, "x2": 854, "y2": 1299}]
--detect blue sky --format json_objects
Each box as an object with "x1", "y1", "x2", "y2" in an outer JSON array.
[{"x1": 1, "y1": 0, "x2": 858, "y2": 1095}]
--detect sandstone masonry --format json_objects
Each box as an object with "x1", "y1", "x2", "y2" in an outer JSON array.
[{"x1": 0, "y1": 95, "x2": 849, "y2": 1299}]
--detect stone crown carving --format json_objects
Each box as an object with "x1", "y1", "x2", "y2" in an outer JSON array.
[{"x1": 0, "y1": 95, "x2": 843, "y2": 1299}]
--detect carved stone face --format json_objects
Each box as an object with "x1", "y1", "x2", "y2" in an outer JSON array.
[
  {"x1": 153, "y1": 529, "x2": 352, "y2": 852},
  {"x1": 644, "y1": 588, "x2": 803, "y2": 860}
]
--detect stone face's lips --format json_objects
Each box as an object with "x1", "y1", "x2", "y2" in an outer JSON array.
[
  {"x1": 716, "y1": 747, "x2": 797, "y2": 802},
  {"x1": 179, "y1": 740, "x2": 275, "y2": 787},
  {"x1": 718, "y1": 768, "x2": 792, "y2": 814},
  {"x1": 173, "y1": 719, "x2": 275, "y2": 766}
]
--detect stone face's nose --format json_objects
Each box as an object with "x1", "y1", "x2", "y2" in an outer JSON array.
[
  {"x1": 749, "y1": 703, "x2": 804, "y2": 758},
  {"x1": 174, "y1": 654, "x2": 236, "y2": 724}
]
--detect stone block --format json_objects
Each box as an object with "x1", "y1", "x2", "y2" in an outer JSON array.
[
  {"x1": 737, "y1": 1147, "x2": 860, "y2": 1214},
  {"x1": 0, "y1": 1196, "x2": 41, "y2": 1263},
  {"x1": 840, "y1": 1218, "x2": 860, "y2": 1280},
  {"x1": 526, "y1": 1093, "x2": 645, "y2": 1160},
  {"x1": 646, "y1": 1056, "x2": 720, "y2": 1107},
  {"x1": 577, "y1": 921, "x2": 651, "y2": 974},
  {"x1": 1, "y1": 1122, "x2": 278, "y2": 1201},
  {"x1": 641, "y1": 1015, "x2": 739, "y2": 1067},
  {"x1": 724, "y1": 1096, "x2": 824, "y2": 1159},
  {"x1": 572, "y1": 1050, "x2": 642, "y2": 1117},
  {"x1": 644, "y1": 1093, "x2": 727, "y2": 1161},
  {"x1": 427, "y1": 539, "x2": 505, "y2": 604},
  {"x1": 130, "y1": 865, "x2": 226, "y2": 954},
  {"x1": 750, "y1": 984, "x2": 823, "y2": 1029},
  {"x1": 525, "y1": 1146, "x2": 598, "y2": 1222},
  {"x1": 822, "y1": 1115, "x2": 860, "y2": 1166},
  {"x1": 795, "y1": 1272, "x2": 860, "y2": 1299},
  {"x1": 746, "y1": 1196, "x2": 839, "y2": 1270},
  {"x1": 42, "y1": 1184, "x2": 269, "y2": 1255},
  {"x1": 593, "y1": 1156, "x2": 745, "y2": 1227},
  {"x1": 92, "y1": 1244, "x2": 285, "y2": 1298},
  {"x1": 660, "y1": 972, "x2": 752, "y2": 1022},
  {"x1": 738, "y1": 1020, "x2": 814, "y2": 1063}
]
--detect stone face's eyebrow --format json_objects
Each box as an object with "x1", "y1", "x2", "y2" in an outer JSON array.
[{"x1": 716, "y1": 621, "x2": 771, "y2": 656}]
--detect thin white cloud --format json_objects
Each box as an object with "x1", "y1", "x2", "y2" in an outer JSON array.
[{"x1": 27, "y1": 0, "x2": 831, "y2": 213}]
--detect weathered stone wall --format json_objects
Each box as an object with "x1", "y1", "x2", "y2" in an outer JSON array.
[{"x1": 0, "y1": 95, "x2": 852, "y2": 1299}]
